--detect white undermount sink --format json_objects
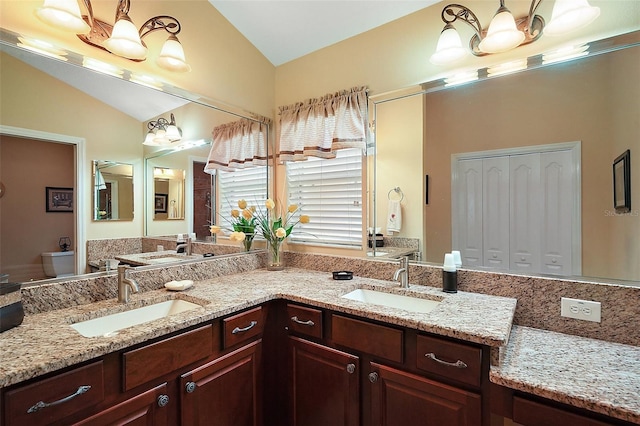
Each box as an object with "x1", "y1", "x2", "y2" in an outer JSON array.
[
  {"x1": 366, "y1": 251, "x2": 388, "y2": 257},
  {"x1": 71, "y1": 299, "x2": 202, "y2": 338},
  {"x1": 341, "y1": 289, "x2": 440, "y2": 314}
]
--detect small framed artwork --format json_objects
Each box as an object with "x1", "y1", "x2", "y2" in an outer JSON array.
[
  {"x1": 155, "y1": 193, "x2": 168, "y2": 213},
  {"x1": 46, "y1": 187, "x2": 73, "y2": 212},
  {"x1": 613, "y1": 149, "x2": 631, "y2": 213}
]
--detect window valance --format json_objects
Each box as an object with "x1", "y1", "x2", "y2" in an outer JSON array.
[
  {"x1": 278, "y1": 86, "x2": 368, "y2": 162},
  {"x1": 204, "y1": 116, "x2": 271, "y2": 173}
]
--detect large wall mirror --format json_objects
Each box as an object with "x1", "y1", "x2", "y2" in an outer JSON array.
[
  {"x1": 372, "y1": 32, "x2": 639, "y2": 285},
  {"x1": 93, "y1": 161, "x2": 134, "y2": 221},
  {"x1": 0, "y1": 28, "x2": 272, "y2": 283}
]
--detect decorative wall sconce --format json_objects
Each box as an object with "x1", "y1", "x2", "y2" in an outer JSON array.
[
  {"x1": 430, "y1": 0, "x2": 600, "y2": 65},
  {"x1": 143, "y1": 113, "x2": 182, "y2": 146},
  {"x1": 36, "y1": 0, "x2": 191, "y2": 72}
]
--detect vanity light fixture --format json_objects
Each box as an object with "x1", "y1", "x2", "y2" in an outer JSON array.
[
  {"x1": 143, "y1": 113, "x2": 182, "y2": 146},
  {"x1": 36, "y1": 0, "x2": 191, "y2": 72},
  {"x1": 430, "y1": 0, "x2": 600, "y2": 65}
]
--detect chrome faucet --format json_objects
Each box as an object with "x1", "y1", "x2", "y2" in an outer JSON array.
[
  {"x1": 176, "y1": 237, "x2": 192, "y2": 255},
  {"x1": 117, "y1": 265, "x2": 139, "y2": 303},
  {"x1": 393, "y1": 256, "x2": 410, "y2": 288}
]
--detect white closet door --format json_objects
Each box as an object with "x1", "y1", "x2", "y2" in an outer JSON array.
[
  {"x1": 540, "y1": 150, "x2": 573, "y2": 275},
  {"x1": 509, "y1": 154, "x2": 541, "y2": 273},
  {"x1": 483, "y1": 157, "x2": 510, "y2": 270},
  {"x1": 456, "y1": 159, "x2": 484, "y2": 268}
]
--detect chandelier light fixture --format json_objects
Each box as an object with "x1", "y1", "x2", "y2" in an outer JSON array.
[
  {"x1": 430, "y1": 0, "x2": 600, "y2": 65},
  {"x1": 36, "y1": 0, "x2": 191, "y2": 72},
  {"x1": 143, "y1": 113, "x2": 182, "y2": 146}
]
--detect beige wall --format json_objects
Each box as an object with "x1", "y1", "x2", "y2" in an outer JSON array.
[
  {"x1": 375, "y1": 95, "x2": 424, "y2": 247},
  {"x1": 0, "y1": 136, "x2": 74, "y2": 281},
  {"x1": 422, "y1": 48, "x2": 638, "y2": 281}
]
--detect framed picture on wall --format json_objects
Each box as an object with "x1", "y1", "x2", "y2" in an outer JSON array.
[
  {"x1": 613, "y1": 149, "x2": 631, "y2": 213},
  {"x1": 155, "y1": 193, "x2": 168, "y2": 213},
  {"x1": 46, "y1": 187, "x2": 73, "y2": 212}
]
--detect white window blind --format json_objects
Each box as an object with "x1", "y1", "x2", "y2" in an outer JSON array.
[
  {"x1": 218, "y1": 166, "x2": 268, "y2": 233},
  {"x1": 286, "y1": 148, "x2": 363, "y2": 247}
]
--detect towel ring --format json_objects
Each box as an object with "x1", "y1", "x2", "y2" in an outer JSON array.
[{"x1": 388, "y1": 187, "x2": 404, "y2": 202}]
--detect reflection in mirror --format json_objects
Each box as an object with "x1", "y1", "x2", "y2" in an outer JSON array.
[
  {"x1": 153, "y1": 167, "x2": 185, "y2": 220},
  {"x1": 373, "y1": 33, "x2": 639, "y2": 284},
  {"x1": 93, "y1": 161, "x2": 134, "y2": 221}
]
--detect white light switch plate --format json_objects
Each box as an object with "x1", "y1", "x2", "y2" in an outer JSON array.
[{"x1": 561, "y1": 297, "x2": 601, "y2": 322}]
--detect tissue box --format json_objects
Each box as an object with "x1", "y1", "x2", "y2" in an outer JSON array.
[
  {"x1": 0, "y1": 282, "x2": 24, "y2": 333},
  {"x1": 368, "y1": 234, "x2": 384, "y2": 248}
]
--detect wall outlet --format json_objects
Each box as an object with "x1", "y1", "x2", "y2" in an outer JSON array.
[{"x1": 561, "y1": 297, "x2": 601, "y2": 323}]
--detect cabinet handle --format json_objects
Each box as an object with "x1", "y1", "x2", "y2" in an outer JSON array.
[
  {"x1": 368, "y1": 372, "x2": 379, "y2": 383},
  {"x1": 346, "y1": 363, "x2": 356, "y2": 374},
  {"x1": 232, "y1": 321, "x2": 257, "y2": 334},
  {"x1": 157, "y1": 394, "x2": 170, "y2": 407},
  {"x1": 185, "y1": 381, "x2": 197, "y2": 393},
  {"x1": 27, "y1": 385, "x2": 91, "y2": 413},
  {"x1": 425, "y1": 352, "x2": 468, "y2": 369},
  {"x1": 291, "y1": 316, "x2": 315, "y2": 326}
]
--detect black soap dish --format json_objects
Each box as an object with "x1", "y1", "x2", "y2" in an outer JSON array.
[{"x1": 332, "y1": 271, "x2": 353, "y2": 280}]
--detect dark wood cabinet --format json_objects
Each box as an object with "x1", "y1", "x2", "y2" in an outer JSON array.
[
  {"x1": 369, "y1": 362, "x2": 481, "y2": 426},
  {"x1": 288, "y1": 336, "x2": 360, "y2": 426},
  {"x1": 180, "y1": 339, "x2": 263, "y2": 426},
  {"x1": 73, "y1": 382, "x2": 170, "y2": 426}
]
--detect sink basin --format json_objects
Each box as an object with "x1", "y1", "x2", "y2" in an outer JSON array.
[
  {"x1": 341, "y1": 289, "x2": 440, "y2": 314},
  {"x1": 71, "y1": 299, "x2": 202, "y2": 337},
  {"x1": 366, "y1": 251, "x2": 388, "y2": 257}
]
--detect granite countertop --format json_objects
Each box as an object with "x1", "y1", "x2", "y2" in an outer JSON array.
[
  {"x1": 491, "y1": 325, "x2": 640, "y2": 424},
  {"x1": 366, "y1": 246, "x2": 417, "y2": 259},
  {"x1": 0, "y1": 268, "x2": 516, "y2": 389}
]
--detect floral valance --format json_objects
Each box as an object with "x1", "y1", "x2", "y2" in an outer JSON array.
[
  {"x1": 278, "y1": 86, "x2": 368, "y2": 162},
  {"x1": 204, "y1": 116, "x2": 271, "y2": 173}
]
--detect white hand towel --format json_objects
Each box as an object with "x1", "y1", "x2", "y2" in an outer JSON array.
[{"x1": 386, "y1": 199, "x2": 402, "y2": 234}]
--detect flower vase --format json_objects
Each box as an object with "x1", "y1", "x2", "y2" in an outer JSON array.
[
  {"x1": 243, "y1": 234, "x2": 254, "y2": 252},
  {"x1": 267, "y1": 240, "x2": 284, "y2": 271}
]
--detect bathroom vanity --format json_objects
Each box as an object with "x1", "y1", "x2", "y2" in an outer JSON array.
[{"x1": 0, "y1": 266, "x2": 638, "y2": 425}]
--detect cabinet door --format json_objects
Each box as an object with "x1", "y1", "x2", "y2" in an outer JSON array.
[
  {"x1": 369, "y1": 362, "x2": 481, "y2": 426},
  {"x1": 73, "y1": 382, "x2": 169, "y2": 426},
  {"x1": 289, "y1": 336, "x2": 359, "y2": 426},
  {"x1": 453, "y1": 159, "x2": 484, "y2": 268},
  {"x1": 483, "y1": 157, "x2": 510, "y2": 270},
  {"x1": 180, "y1": 339, "x2": 262, "y2": 426}
]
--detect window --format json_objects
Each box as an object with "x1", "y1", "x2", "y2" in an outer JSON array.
[
  {"x1": 217, "y1": 166, "x2": 268, "y2": 232},
  {"x1": 286, "y1": 148, "x2": 363, "y2": 247}
]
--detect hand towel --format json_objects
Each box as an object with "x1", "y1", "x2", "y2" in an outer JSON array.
[{"x1": 386, "y1": 199, "x2": 402, "y2": 234}]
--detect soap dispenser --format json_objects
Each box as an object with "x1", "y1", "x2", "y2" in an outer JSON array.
[{"x1": 443, "y1": 253, "x2": 457, "y2": 293}]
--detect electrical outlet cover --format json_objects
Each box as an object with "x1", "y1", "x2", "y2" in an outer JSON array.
[{"x1": 561, "y1": 297, "x2": 601, "y2": 323}]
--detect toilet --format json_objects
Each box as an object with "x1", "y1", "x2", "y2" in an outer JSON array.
[{"x1": 41, "y1": 251, "x2": 75, "y2": 278}]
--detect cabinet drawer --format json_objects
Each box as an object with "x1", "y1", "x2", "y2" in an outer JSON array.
[
  {"x1": 286, "y1": 303, "x2": 323, "y2": 339},
  {"x1": 332, "y1": 314, "x2": 403, "y2": 363},
  {"x1": 223, "y1": 306, "x2": 265, "y2": 349},
  {"x1": 123, "y1": 325, "x2": 213, "y2": 391},
  {"x1": 4, "y1": 361, "x2": 104, "y2": 426},
  {"x1": 416, "y1": 334, "x2": 482, "y2": 388},
  {"x1": 513, "y1": 396, "x2": 615, "y2": 426}
]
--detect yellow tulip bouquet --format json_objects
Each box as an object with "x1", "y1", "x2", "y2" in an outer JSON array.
[
  {"x1": 209, "y1": 199, "x2": 257, "y2": 252},
  {"x1": 253, "y1": 198, "x2": 310, "y2": 270}
]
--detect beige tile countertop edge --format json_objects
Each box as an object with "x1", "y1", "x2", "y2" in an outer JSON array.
[
  {"x1": 0, "y1": 268, "x2": 516, "y2": 389},
  {"x1": 490, "y1": 325, "x2": 640, "y2": 424}
]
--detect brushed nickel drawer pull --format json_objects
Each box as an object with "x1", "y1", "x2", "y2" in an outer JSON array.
[
  {"x1": 185, "y1": 381, "x2": 197, "y2": 393},
  {"x1": 425, "y1": 352, "x2": 468, "y2": 369},
  {"x1": 368, "y1": 372, "x2": 379, "y2": 383},
  {"x1": 27, "y1": 385, "x2": 91, "y2": 413},
  {"x1": 346, "y1": 363, "x2": 356, "y2": 374},
  {"x1": 232, "y1": 321, "x2": 257, "y2": 334},
  {"x1": 291, "y1": 316, "x2": 315, "y2": 326}
]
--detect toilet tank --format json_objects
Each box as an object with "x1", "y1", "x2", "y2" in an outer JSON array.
[{"x1": 41, "y1": 251, "x2": 75, "y2": 277}]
